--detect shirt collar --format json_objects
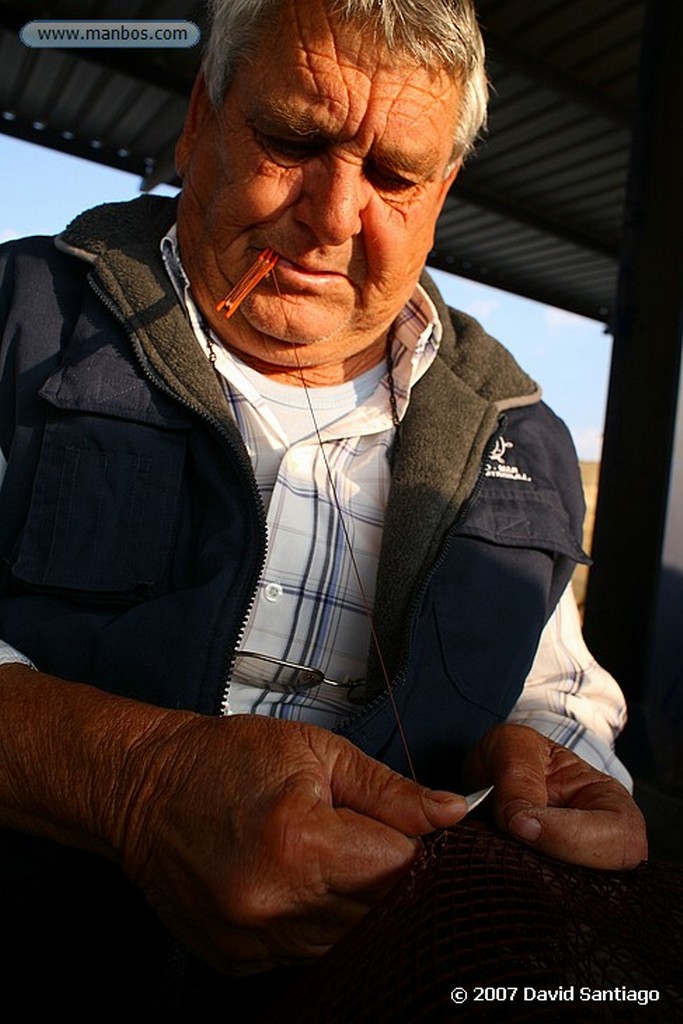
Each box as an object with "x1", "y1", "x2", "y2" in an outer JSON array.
[{"x1": 159, "y1": 224, "x2": 443, "y2": 418}]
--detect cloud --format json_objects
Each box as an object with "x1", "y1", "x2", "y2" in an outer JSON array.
[
  {"x1": 464, "y1": 297, "x2": 502, "y2": 323},
  {"x1": 428, "y1": 268, "x2": 502, "y2": 322},
  {"x1": 544, "y1": 306, "x2": 598, "y2": 334},
  {"x1": 572, "y1": 425, "x2": 605, "y2": 462}
]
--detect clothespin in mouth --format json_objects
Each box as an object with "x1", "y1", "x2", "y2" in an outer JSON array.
[{"x1": 215, "y1": 247, "x2": 279, "y2": 319}]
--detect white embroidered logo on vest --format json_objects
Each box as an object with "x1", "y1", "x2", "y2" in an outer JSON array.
[{"x1": 485, "y1": 435, "x2": 533, "y2": 483}]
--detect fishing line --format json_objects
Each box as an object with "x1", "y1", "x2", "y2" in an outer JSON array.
[
  {"x1": 213, "y1": 247, "x2": 418, "y2": 780},
  {"x1": 269, "y1": 261, "x2": 418, "y2": 783}
]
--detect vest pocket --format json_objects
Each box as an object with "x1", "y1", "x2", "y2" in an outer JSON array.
[
  {"x1": 12, "y1": 413, "x2": 186, "y2": 599},
  {"x1": 430, "y1": 538, "x2": 552, "y2": 716},
  {"x1": 428, "y1": 482, "x2": 589, "y2": 717}
]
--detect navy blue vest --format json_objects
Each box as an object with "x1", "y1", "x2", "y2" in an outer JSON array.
[{"x1": 0, "y1": 230, "x2": 587, "y2": 786}]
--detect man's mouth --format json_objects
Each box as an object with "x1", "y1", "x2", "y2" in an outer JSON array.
[{"x1": 273, "y1": 254, "x2": 350, "y2": 285}]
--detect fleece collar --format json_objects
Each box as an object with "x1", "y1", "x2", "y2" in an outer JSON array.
[{"x1": 57, "y1": 195, "x2": 240, "y2": 444}]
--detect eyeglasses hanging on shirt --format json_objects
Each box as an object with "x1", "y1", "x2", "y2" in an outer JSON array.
[{"x1": 232, "y1": 650, "x2": 364, "y2": 695}]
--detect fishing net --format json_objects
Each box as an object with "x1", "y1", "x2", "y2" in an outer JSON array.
[{"x1": 256, "y1": 821, "x2": 683, "y2": 1023}]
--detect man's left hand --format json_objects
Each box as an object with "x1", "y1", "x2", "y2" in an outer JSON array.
[{"x1": 464, "y1": 723, "x2": 647, "y2": 869}]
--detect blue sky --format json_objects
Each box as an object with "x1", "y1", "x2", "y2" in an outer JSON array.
[{"x1": 0, "y1": 132, "x2": 612, "y2": 459}]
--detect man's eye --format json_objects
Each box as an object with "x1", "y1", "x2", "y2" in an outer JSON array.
[
  {"x1": 367, "y1": 165, "x2": 419, "y2": 195},
  {"x1": 255, "y1": 131, "x2": 321, "y2": 166}
]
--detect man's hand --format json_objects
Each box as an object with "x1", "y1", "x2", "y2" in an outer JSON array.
[
  {"x1": 463, "y1": 723, "x2": 647, "y2": 869},
  {"x1": 0, "y1": 667, "x2": 466, "y2": 976},
  {"x1": 112, "y1": 714, "x2": 467, "y2": 975}
]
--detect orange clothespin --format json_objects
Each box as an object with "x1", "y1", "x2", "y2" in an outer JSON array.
[{"x1": 215, "y1": 247, "x2": 279, "y2": 318}]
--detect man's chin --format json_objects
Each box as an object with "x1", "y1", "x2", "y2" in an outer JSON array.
[{"x1": 240, "y1": 301, "x2": 357, "y2": 351}]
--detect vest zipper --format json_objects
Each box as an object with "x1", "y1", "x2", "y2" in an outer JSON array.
[{"x1": 87, "y1": 275, "x2": 268, "y2": 716}]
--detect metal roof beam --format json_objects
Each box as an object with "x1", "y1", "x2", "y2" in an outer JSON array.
[
  {"x1": 448, "y1": 181, "x2": 617, "y2": 260},
  {"x1": 484, "y1": 31, "x2": 635, "y2": 127}
]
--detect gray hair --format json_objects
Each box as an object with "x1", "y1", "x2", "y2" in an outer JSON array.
[{"x1": 203, "y1": 0, "x2": 488, "y2": 163}]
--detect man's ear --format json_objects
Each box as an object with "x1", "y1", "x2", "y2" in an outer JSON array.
[
  {"x1": 175, "y1": 71, "x2": 214, "y2": 179},
  {"x1": 435, "y1": 160, "x2": 461, "y2": 213}
]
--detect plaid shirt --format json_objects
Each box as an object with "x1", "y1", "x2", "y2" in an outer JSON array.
[
  {"x1": 161, "y1": 227, "x2": 441, "y2": 730},
  {"x1": 0, "y1": 230, "x2": 631, "y2": 791}
]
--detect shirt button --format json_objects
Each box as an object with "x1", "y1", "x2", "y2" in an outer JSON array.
[{"x1": 264, "y1": 582, "x2": 284, "y2": 602}]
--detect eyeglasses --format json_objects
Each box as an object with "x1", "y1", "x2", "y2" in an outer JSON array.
[{"x1": 232, "y1": 651, "x2": 364, "y2": 695}]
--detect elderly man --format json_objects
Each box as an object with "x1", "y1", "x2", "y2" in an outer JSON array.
[{"x1": 0, "y1": 0, "x2": 645, "y2": 1017}]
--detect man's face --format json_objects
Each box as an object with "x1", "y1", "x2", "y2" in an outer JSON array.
[{"x1": 176, "y1": 0, "x2": 461, "y2": 377}]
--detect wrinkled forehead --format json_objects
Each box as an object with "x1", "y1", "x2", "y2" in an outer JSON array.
[
  {"x1": 239, "y1": 0, "x2": 460, "y2": 155},
  {"x1": 255, "y1": 0, "x2": 449, "y2": 88}
]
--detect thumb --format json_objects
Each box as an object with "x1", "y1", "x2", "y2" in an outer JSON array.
[{"x1": 326, "y1": 736, "x2": 467, "y2": 835}]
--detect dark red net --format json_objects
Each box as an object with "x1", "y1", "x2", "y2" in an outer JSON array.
[{"x1": 259, "y1": 821, "x2": 683, "y2": 1023}]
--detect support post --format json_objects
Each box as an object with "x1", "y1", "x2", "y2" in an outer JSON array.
[{"x1": 584, "y1": 0, "x2": 683, "y2": 713}]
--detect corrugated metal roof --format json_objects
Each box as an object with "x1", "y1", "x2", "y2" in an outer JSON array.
[
  {"x1": 0, "y1": 0, "x2": 645, "y2": 321},
  {"x1": 438, "y1": 0, "x2": 644, "y2": 320},
  {"x1": 0, "y1": 0, "x2": 203, "y2": 177}
]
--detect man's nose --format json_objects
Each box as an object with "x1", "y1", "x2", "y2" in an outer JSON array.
[{"x1": 296, "y1": 155, "x2": 368, "y2": 246}]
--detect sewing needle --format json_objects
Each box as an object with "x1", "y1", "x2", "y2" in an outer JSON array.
[{"x1": 464, "y1": 785, "x2": 494, "y2": 814}]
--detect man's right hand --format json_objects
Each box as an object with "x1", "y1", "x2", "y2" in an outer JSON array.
[
  {"x1": 97, "y1": 708, "x2": 468, "y2": 974},
  {"x1": 0, "y1": 667, "x2": 466, "y2": 974}
]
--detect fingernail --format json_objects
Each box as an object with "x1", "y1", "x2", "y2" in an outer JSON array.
[
  {"x1": 510, "y1": 814, "x2": 542, "y2": 842},
  {"x1": 425, "y1": 790, "x2": 466, "y2": 808}
]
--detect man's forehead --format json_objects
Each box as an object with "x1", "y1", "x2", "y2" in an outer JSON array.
[
  {"x1": 236, "y1": 41, "x2": 458, "y2": 175},
  {"x1": 238, "y1": 1, "x2": 459, "y2": 132}
]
